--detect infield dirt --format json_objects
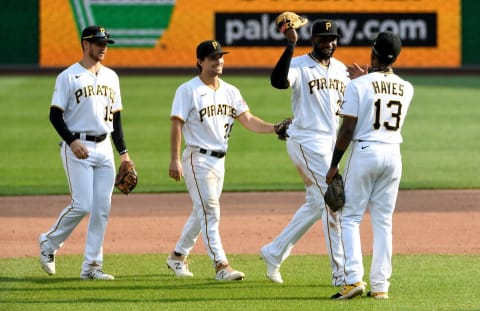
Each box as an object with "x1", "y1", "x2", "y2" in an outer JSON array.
[{"x1": 1, "y1": 190, "x2": 479, "y2": 258}]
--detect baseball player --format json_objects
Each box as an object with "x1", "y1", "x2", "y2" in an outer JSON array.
[
  {"x1": 327, "y1": 31, "x2": 414, "y2": 299},
  {"x1": 260, "y1": 19, "x2": 348, "y2": 285},
  {"x1": 167, "y1": 40, "x2": 279, "y2": 281},
  {"x1": 39, "y1": 25, "x2": 133, "y2": 280}
]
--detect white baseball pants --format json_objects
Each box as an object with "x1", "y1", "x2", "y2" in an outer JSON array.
[
  {"x1": 173, "y1": 147, "x2": 228, "y2": 267},
  {"x1": 262, "y1": 139, "x2": 345, "y2": 286},
  {"x1": 40, "y1": 139, "x2": 115, "y2": 276},
  {"x1": 341, "y1": 141, "x2": 402, "y2": 292}
]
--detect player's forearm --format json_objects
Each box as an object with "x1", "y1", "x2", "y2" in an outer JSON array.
[
  {"x1": 330, "y1": 117, "x2": 356, "y2": 167},
  {"x1": 170, "y1": 119, "x2": 183, "y2": 161},
  {"x1": 249, "y1": 120, "x2": 275, "y2": 134},
  {"x1": 238, "y1": 113, "x2": 275, "y2": 134},
  {"x1": 49, "y1": 106, "x2": 77, "y2": 145},
  {"x1": 112, "y1": 111, "x2": 128, "y2": 155},
  {"x1": 270, "y1": 42, "x2": 294, "y2": 89}
]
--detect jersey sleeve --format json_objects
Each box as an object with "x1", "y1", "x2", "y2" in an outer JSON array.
[
  {"x1": 111, "y1": 72, "x2": 123, "y2": 112},
  {"x1": 51, "y1": 72, "x2": 70, "y2": 110},
  {"x1": 339, "y1": 80, "x2": 360, "y2": 118},
  {"x1": 231, "y1": 87, "x2": 250, "y2": 117},
  {"x1": 170, "y1": 83, "x2": 192, "y2": 121}
]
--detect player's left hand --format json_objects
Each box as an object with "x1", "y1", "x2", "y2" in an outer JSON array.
[
  {"x1": 114, "y1": 160, "x2": 138, "y2": 195},
  {"x1": 275, "y1": 12, "x2": 308, "y2": 34},
  {"x1": 274, "y1": 117, "x2": 292, "y2": 140}
]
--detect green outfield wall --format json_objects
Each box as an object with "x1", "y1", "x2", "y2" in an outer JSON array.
[{"x1": 0, "y1": 0, "x2": 39, "y2": 67}]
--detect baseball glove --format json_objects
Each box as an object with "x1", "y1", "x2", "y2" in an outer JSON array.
[
  {"x1": 114, "y1": 161, "x2": 138, "y2": 195},
  {"x1": 324, "y1": 174, "x2": 345, "y2": 212},
  {"x1": 275, "y1": 12, "x2": 309, "y2": 34},
  {"x1": 274, "y1": 117, "x2": 292, "y2": 140}
]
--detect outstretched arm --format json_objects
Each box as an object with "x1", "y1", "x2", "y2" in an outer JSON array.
[{"x1": 237, "y1": 111, "x2": 275, "y2": 134}]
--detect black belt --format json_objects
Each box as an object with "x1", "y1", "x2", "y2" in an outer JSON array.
[
  {"x1": 199, "y1": 148, "x2": 226, "y2": 158},
  {"x1": 74, "y1": 133, "x2": 107, "y2": 143}
]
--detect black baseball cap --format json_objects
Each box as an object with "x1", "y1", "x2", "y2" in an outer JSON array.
[
  {"x1": 81, "y1": 25, "x2": 115, "y2": 44},
  {"x1": 372, "y1": 31, "x2": 402, "y2": 62},
  {"x1": 196, "y1": 40, "x2": 229, "y2": 59},
  {"x1": 311, "y1": 19, "x2": 340, "y2": 37}
]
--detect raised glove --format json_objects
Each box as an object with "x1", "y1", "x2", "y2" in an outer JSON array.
[
  {"x1": 275, "y1": 12, "x2": 309, "y2": 34},
  {"x1": 274, "y1": 117, "x2": 292, "y2": 140},
  {"x1": 324, "y1": 174, "x2": 345, "y2": 212},
  {"x1": 115, "y1": 160, "x2": 138, "y2": 195}
]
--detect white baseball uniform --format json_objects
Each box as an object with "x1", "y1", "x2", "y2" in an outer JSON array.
[
  {"x1": 170, "y1": 76, "x2": 249, "y2": 267},
  {"x1": 39, "y1": 62, "x2": 122, "y2": 276},
  {"x1": 338, "y1": 70, "x2": 414, "y2": 292},
  {"x1": 261, "y1": 54, "x2": 349, "y2": 286}
]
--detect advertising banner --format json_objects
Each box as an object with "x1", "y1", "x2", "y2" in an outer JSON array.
[{"x1": 40, "y1": 0, "x2": 460, "y2": 68}]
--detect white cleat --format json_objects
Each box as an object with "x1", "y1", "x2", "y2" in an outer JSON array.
[
  {"x1": 215, "y1": 262, "x2": 245, "y2": 281},
  {"x1": 39, "y1": 251, "x2": 56, "y2": 275},
  {"x1": 166, "y1": 257, "x2": 194, "y2": 277},
  {"x1": 260, "y1": 246, "x2": 283, "y2": 284},
  {"x1": 39, "y1": 235, "x2": 55, "y2": 275},
  {"x1": 81, "y1": 270, "x2": 115, "y2": 280}
]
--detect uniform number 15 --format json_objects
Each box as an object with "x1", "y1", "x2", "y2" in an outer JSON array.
[{"x1": 104, "y1": 104, "x2": 114, "y2": 122}]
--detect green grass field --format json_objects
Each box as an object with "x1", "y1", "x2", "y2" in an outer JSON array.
[
  {"x1": 1, "y1": 254, "x2": 478, "y2": 310},
  {"x1": 1, "y1": 75, "x2": 480, "y2": 195},
  {"x1": 1, "y1": 74, "x2": 479, "y2": 310}
]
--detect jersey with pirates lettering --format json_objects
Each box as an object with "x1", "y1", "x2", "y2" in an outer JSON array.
[
  {"x1": 260, "y1": 53, "x2": 350, "y2": 287},
  {"x1": 41, "y1": 59, "x2": 125, "y2": 280},
  {"x1": 51, "y1": 62, "x2": 122, "y2": 135},
  {"x1": 170, "y1": 76, "x2": 249, "y2": 152},
  {"x1": 339, "y1": 71, "x2": 414, "y2": 143},
  {"x1": 287, "y1": 55, "x2": 349, "y2": 152}
]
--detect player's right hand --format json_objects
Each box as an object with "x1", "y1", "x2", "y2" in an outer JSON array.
[
  {"x1": 169, "y1": 160, "x2": 183, "y2": 181},
  {"x1": 326, "y1": 167, "x2": 339, "y2": 185},
  {"x1": 70, "y1": 139, "x2": 89, "y2": 159}
]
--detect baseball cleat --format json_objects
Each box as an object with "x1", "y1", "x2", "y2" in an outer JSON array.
[
  {"x1": 214, "y1": 262, "x2": 245, "y2": 281},
  {"x1": 260, "y1": 246, "x2": 283, "y2": 284},
  {"x1": 166, "y1": 257, "x2": 194, "y2": 277},
  {"x1": 39, "y1": 235, "x2": 56, "y2": 275},
  {"x1": 81, "y1": 270, "x2": 115, "y2": 280},
  {"x1": 39, "y1": 251, "x2": 56, "y2": 275},
  {"x1": 367, "y1": 291, "x2": 389, "y2": 299},
  {"x1": 331, "y1": 281, "x2": 367, "y2": 300}
]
